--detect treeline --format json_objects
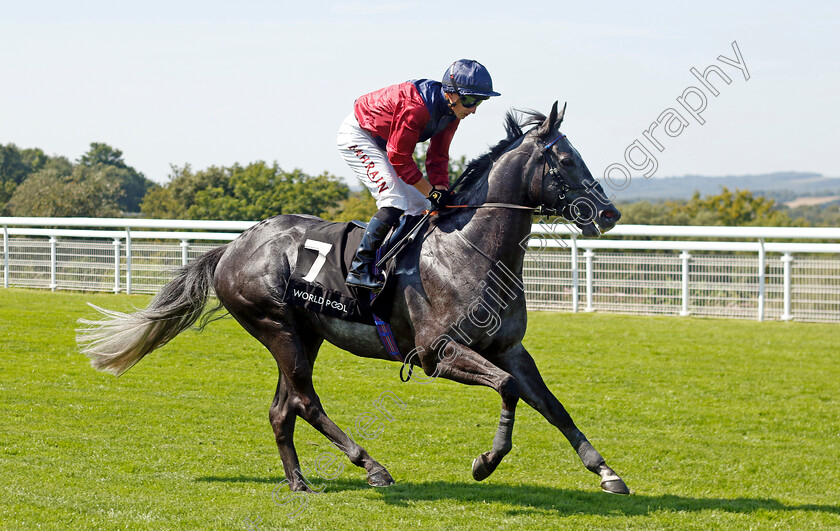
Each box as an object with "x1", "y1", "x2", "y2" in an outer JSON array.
[
  {"x1": 2, "y1": 141, "x2": 837, "y2": 226},
  {"x1": 0, "y1": 142, "x2": 368, "y2": 222},
  {"x1": 0, "y1": 142, "x2": 468, "y2": 223},
  {"x1": 0, "y1": 143, "x2": 154, "y2": 217},
  {"x1": 616, "y1": 188, "x2": 840, "y2": 227},
  {"x1": 140, "y1": 163, "x2": 350, "y2": 221}
]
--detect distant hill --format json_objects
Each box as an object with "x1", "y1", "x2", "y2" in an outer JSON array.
[{"x1": 614, "y1": 172, "x2": 840, "y2": 202}]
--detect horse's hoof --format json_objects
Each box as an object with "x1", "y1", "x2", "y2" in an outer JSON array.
[
  {"x1": 600, "y1": 476, "x2": 630, "y2": 495},
  {"x1": 288, "y1": 481, "x2": 322, "y2": 493},
  {"x1": 367, "y1": 466, "x2": 395, "y2": 487},
  {"x1": 471, "y1": 453, "x2": 496, "y2": 481}
]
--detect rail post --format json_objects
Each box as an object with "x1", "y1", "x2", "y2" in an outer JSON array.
[
  {"x1": 113, "y1": 238, "x2": 121, "y2": 294},
  {"x1": 180, "y1": 239, "x2": 190, "y2": 266},
  {"x1": 570, "y1": 235, "x2": 579, "y2": 312},
  {"x1": 584, "y1": 249, "x2": 594, "y2": 312},
  {"x1": 125, "y1": 227, "x2": 132, "y2": 295},
  {"x1": 49, "y1": 236, "x2": 58, "y2": 291},
  {"x1": 679, "y1": 251, "x2": 691, "y2": 316},
  {"x1": 3, "y1": 225, "x2": 8, "y2": 288},
  {"x1": 758, "y1": 239, "x2": 766, "y2": 322},
  {"x1": 781, "y1": 253, "x2": 793, "y2": 321}
]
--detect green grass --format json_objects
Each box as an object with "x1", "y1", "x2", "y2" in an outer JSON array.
[{"x1": 1, "y1": 288, "x2": 838, "y2": 530}]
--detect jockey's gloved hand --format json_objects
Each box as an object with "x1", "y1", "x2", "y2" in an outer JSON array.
[{"x1": 427, "y1": 189, "x2": 451, "y2": 210}]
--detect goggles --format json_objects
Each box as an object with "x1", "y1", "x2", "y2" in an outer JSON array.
[
  {"x1": 458, "y1": 94, "x2": 488, "y2": 108},
  {"x1": 448, "y1": 63, "x2": 490, "y2": 108}
]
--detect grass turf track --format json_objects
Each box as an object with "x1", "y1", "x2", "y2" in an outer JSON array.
[{"x1": 0, "y1": 288, "x2": 838, "y2": 530}]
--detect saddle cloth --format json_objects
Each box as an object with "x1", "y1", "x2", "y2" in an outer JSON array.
[{"x1": 282, "y1": 217, "x2": 417, "y2": 325}]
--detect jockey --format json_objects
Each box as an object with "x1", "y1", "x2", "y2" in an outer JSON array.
[{"x1": 338, "y1": 59, "x2": 501, "y2": 291}]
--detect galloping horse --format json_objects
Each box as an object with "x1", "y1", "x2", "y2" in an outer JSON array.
[{"x1": 78, "y1": 102, "x2": 629, "y2": 495}]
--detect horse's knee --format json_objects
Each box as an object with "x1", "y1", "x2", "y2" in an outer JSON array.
[
  {"x1": 269, "y1": 406, "x2": 294, "y2": 442},
  {"x1": 293, "y1": 394, "x2": 325, "y2": 423},
  {"x1": 421, "y1": 360, "x2": 439, "y2": 378},
  {"x1": 499, "y1": 376, "x2": 520, "y2": 403},
  {"x1": 413, "y1": 348, "x2": 440, "y2": 378},
  {"x1": 273, "y1": 426, "x2": 292, "y2": 446}
]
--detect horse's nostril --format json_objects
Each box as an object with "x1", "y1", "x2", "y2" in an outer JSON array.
[{"x1": 602, "y1": 210, "x2": 617, "y2": 220}]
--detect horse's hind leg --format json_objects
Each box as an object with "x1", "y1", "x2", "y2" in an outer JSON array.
[
  {"x1": 269, "y1": 373, "x2": 309, "y2": 491},
  {"x1": 267, "y1": 331, "x2": 394, "y2": 489}
]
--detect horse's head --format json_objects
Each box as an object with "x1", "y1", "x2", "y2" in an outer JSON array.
[
  {"x1": 521, "y1": 102, "x2": 620, "y2": 236},
  {"x1": 453, "y1": 102, "x2": 620, "y2": 236}
]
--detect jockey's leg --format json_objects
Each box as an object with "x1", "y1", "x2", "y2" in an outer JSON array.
[{"x1": 346, "y1": 207, "x2": 402, "y2": 291}]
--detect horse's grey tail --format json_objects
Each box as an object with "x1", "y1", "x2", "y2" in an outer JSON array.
[{"x1": 76, "y1": 245, "x2": 228, "y2": 377}]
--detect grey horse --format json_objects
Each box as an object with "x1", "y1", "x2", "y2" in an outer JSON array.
[{"x1": 77, "y1": 102, "x2": 629, "y2": 495}]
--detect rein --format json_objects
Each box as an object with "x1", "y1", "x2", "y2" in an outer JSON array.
[{"x1": 444, "y1": 203, "x2": 535, "y2": 211}]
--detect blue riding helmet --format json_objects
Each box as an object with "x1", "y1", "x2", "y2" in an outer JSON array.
[{"x1": 442, "y1": 59, "x2": 501, "y2": 97}]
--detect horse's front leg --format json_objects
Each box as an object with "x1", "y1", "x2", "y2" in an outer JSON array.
[
  {"x1": 500, "y1": 345, "x2": 630, "y2": 495},
  {"x1": 411, "y1": 338, "x2": 519, "y2": 481}
]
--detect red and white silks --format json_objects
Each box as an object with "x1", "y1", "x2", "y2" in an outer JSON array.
[{"x1": 336, "y1": 113, "x2": 431, "y2": 216}]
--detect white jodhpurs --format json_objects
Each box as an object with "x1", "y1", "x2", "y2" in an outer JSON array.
[{"x1": 336, "y1": 113, "x2": 431, "y2": 216}]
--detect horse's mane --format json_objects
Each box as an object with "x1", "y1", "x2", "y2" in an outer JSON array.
[{"x1": 451, "y1": 109, "x2": 547, "y2": 196}]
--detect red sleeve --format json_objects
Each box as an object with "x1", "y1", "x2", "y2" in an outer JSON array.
[
  {"x1": 386, "y1": 90, "x2": 429, "y2": 186},
  {"x1": 425, "y1": 119, "x2": 459, "y2": 187}
]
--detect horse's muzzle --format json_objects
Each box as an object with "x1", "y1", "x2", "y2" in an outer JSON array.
[{"x1": 596, "y1": 208, "x2": 621, "y2": 234}]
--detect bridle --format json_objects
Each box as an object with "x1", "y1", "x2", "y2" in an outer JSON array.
[
  {"x1": 531, "y1": 131, "x2": 596, "y2": 217},
  {"x1": 447, "y1": 130, "x2": 589, "y2": 217}
]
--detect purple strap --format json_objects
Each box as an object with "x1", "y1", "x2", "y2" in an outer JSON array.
[{"x1": 371, "y1": 248, "x2": 403, "y2": 361}]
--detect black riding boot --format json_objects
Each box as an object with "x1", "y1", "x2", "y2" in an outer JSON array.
[{"x1": 346, "y1": 216, "x2": 392, "y2": 291}]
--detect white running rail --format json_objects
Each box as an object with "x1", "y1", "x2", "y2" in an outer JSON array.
[{"x1": 2, "y1": 217, "x2": 839, "y2": 323}]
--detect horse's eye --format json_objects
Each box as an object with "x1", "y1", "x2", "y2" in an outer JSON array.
[{"x1": 560, "y1": 157, "x2": 574, "y2": 167}]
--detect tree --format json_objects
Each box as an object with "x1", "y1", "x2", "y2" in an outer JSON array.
[
  {"x1": 78, "y1": 143, "x2": 129, "y2": 167},
  {"x1": 140, "y1": 164, "x2": 228, "y2": 219},
  {"x1": 615, "y1": 199, "x2": 684, "y2": 225},
  {"x1": 784, "y1": 201, "x2": 840, "y2": 227},
  {"x1": 77, "y1": 143, "x2": 155, "y2": 213},
  {"x1": 141, "y1": 162, "x2": 349, "y2": 221},
  {"x1": 324, "y1": 191, "x2": 378, "y2": 222},
  {"x1": 136, "y1": 183, "x2": 174, "y2": 218},
  {"x1": 617, "y1": 188, "x2": 803, "y2": 227},
  {"x1": 413, "y1": 142, "x2": 469, "y2": 186},
  {"x1": 673, "y1": 187, "x2": 798, "y2": 226},
  {"x1": 6, "y1": 159, "x2": 122, "y2": 217},
  {"x1": 0, "y1": 144, "x2": 49, "y2": 213}
]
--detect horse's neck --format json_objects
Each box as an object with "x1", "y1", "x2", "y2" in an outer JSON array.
[
  {"x1": 448, "y1": 204, "x2": 533, "y2": 277},
  {"x1": 461, "y1": 149, "x2": 533, "y2": 208},
  {"x1": 448, "y1": 151, "x2": 535, "y2": 275}
]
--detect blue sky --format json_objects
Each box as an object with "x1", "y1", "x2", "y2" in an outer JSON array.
[{"x1": 2, "y1": 1, "x2": 837, "y2": 192}]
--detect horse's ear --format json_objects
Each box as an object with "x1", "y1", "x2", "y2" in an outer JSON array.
[
  {"x1": 538, "y1": 102, "x2": 558, "y2": 136},
  {"x1": 539, "y1": 101, "x2": 566, "y2": 136},
  {"x1": 557, "y1": 101, "x2": 567, "y2": 127}
]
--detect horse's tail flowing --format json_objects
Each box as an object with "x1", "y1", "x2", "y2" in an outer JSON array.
[{"x1": 76, "y1": 245, "x2": 228, "y2": 377}]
